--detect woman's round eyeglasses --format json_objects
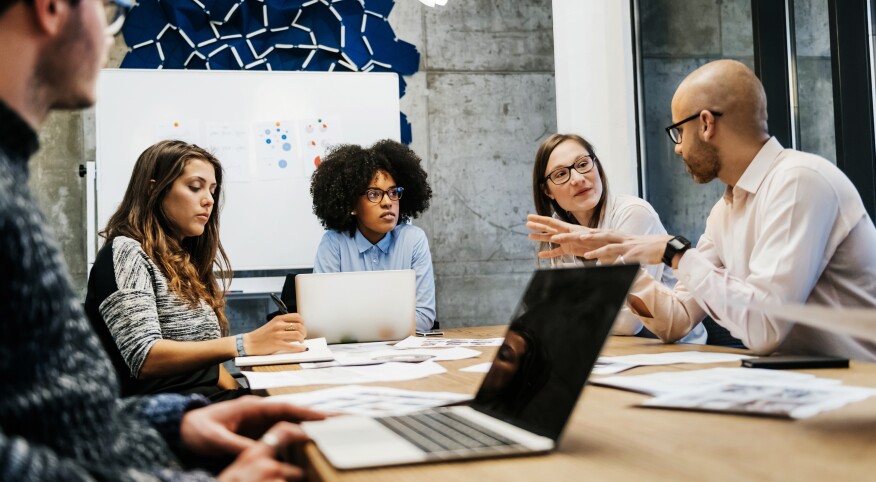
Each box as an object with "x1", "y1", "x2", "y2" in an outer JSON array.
[
  {"x1": 543, "y1": 155, "x2": 596, "y2": 185},
  {"x1": 362, "y1": 187, "x2": 404, "y2": 203}
]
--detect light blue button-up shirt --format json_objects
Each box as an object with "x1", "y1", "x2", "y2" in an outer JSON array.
[{"x1": 313, "y1": 224, "x2": 437, "y2": 332}]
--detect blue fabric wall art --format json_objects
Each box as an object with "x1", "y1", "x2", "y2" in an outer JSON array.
[{"x1": 120, "y1": 0, "x2": 419, "y2": 143}]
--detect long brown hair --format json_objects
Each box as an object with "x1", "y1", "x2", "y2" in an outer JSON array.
[
  {"x1": 531, "y1": 133, "x2": 610, "y2": 229},
  {"x1": 100, "y1": 140, "x2": 232, "y2": 334}
]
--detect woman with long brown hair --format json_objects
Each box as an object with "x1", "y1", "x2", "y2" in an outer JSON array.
[
  {"x1": 85, "y1": 140, "x2": 306, "y2": 401},
  {"x1": 527, "y1": 133, "x2": 706, "y2": 343}
]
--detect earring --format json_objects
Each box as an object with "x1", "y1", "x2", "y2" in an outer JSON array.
[{"x1": 350, "y1": 211, "x2": 356, "y2": 216}]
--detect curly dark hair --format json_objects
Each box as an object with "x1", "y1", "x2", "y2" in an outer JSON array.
[{"x1": 310, "y1": 139, "x2": 432, "y2": 236}]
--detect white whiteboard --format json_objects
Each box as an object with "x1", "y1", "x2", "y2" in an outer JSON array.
[{"x1": 93, "y1": 69, "x2": 400, "y2": 271}]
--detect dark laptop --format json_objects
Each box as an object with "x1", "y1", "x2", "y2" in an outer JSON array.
[{"x1": 300, "y1": 265, "x2": 640, "y2": 469}]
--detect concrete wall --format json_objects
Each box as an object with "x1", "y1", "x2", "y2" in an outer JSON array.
[
  {"x1": 29, "y1": 0, "x2": 556, "y2": 331},
  {"x1": 398, "y1": 0, "x2": 556, "y2": 327}
]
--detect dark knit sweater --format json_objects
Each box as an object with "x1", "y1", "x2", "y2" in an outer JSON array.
[{"x1": 0, "y1": 100, "x2": 213, "y2": 481}]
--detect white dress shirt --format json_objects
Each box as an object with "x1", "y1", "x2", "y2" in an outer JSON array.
[
  {"x1": 629, "y1": 137, "x2": 876, "y2": 360},
  {"x1": 552, "y1": 194, "x2": 707, "y2": 343}
]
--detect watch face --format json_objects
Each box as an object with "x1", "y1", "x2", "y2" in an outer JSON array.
[
  {"x1": 663, "y1": 236, "x2": 690, "y2": 266},
  {"x1": 670, "y1": 236, "x2": 691, "y2": 250}
]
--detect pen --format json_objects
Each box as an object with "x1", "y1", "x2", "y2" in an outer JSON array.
[{"x1": 270, "y1": 293, "x2": 289, "y2": 314}]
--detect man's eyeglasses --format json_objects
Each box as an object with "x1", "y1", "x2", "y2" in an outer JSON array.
[
  {"x1": 543, "y1": 155, "x2": 596, "y2": 185},
  {"x1": 362, "y1": 187, "x2": 404, "y2": 203},
  {"x1": 105, "y1": 0, "x2": 134, "y2": 37},
  {"x1": 665, "y1": 111, "x2": 723, "y2": 145}
]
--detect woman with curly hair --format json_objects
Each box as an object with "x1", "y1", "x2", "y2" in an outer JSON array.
[
  {"x1": 310, "y1": 139, "x2": 436, "y2": 332},
  {"x1": 85, "y1": 140, "x2": 308, "y2": 401}
]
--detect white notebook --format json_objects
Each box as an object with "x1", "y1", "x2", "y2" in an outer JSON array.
[{"x1": 234, "y1": 337, "x2": 334, "y2": 367}]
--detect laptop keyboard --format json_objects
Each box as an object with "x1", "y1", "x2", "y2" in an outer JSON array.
[{"x1": 375, "y1": 407, "x2": 527, "y2": 457}]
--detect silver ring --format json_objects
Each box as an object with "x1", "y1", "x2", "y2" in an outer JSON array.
[{"x1": 261, "y1": 432, "x2": 281, "y2": 449}]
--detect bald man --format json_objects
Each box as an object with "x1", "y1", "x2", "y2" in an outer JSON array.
[{"x1": 528, "y1": 60, "x2": 876, "y2": 361}]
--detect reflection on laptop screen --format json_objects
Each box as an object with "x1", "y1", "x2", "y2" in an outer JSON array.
[{"x1": 471, "y1": 265, "x2": 639, "y2": 441}]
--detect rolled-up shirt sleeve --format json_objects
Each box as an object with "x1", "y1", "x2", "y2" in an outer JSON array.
[
  {"x1": 627, "y1": 265, "x2": 707, "y2": 343},
  {"x1": 610, "y1": 201, "x2": 675, "y2": 337}
]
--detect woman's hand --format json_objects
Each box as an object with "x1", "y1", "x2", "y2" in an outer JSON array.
[
  {"x1": 244, "y1": 313, "x2": 307, "y2": 355},
  {"x1": 527, "y1": 214, "x2": 597, "y2": 259},
  {"x1": 526, "y1": 214, "x2": 589, "y2": 241}
]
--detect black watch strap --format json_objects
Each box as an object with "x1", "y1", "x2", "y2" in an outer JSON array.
[{"x1": 662, "y1": 235, "x2": 691, "y2": 266}]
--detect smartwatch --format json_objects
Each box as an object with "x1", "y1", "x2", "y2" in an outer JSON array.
[{"x1": 662, "y1": 235, "x2": 691, "y2": 267}]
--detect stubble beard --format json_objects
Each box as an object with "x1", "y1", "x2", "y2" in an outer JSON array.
[
  {"x1": 684, "y1": 141, "x2": 720, "y2": 184},
  {"x1": 34, "y1": 5, "x2": 100, "y2": 111}
]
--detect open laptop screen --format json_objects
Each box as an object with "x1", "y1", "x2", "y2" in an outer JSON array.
[{"x1": 471, "y1": 265, "x2": 639, "y2": 442}]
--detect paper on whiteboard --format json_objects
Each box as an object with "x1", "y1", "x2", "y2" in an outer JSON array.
[
  {"x1": 254, "y1": 119, "x2": 301, "y2": 180},
  {"x1": 154, "y1": 119, "x2": 200, "y2": 144},
  {"x1": 300, "y1": 117, "x2": 343, "y2": 177},
  {"x1": 749, "y1": 301, "x2": 876, "y2": 344},
  {"x1": 204, "y1": 122, "x2": 252, "y2": 182}
]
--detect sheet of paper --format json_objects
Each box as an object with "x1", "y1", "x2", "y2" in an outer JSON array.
[
  {"x1": 592, "y1": 360, "x2": 638, "y2": 375},
  {"x1": 235, "y1": 338, "x2": 333, "y2": 367},
  {"x1": 254, "y1": 119, "x2": 302, "y2": 180},
  {"x1": 642, "y1": 382, "x2": 876, "y2": 419},
  {"x1": 154, "y1": 119, "x2": 200, "y2": 144},
  {"x1": 460, "y1": 362, "x2": 492, "y2": 373},
  {"x1": 393, "y1": 336, "x2": 504, "y2": 349},
  {"x1": 266, "y1": 385, "x2": 471, "y2": 416},
  {"x1": 598, "y1": 351, "x2": 752, "y2": 367},
  {"x1": 243, "y1": 360, "x2": 447, "y2": 390},
  {"x1": 749, "y1": 301, "x2": 876, "y2": 344},
  {"x1": 204, "y1": 122, "x2": 251, "y2": 182},
  {"x1": 328, "y1": 341, "x2": 394, "y2": 355},
  {"x1": 592, "y1": 367, "x2": 840, "y2": 396},
  {"x1": 300, "y1": 346, "x2": 482, "y2": 369}
]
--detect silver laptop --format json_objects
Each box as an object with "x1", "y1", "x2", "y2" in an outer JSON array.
[
  {"x1": 301, "y1": 264, "x2": 640, "y2": 469},
  {"x1": 296, "y1": 269, "x2": 416, "y2": 344}
]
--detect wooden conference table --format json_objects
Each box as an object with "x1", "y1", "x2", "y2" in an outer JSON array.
[{"x1": 253, "y1": 326, "x2": 876, "y2": 482}]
